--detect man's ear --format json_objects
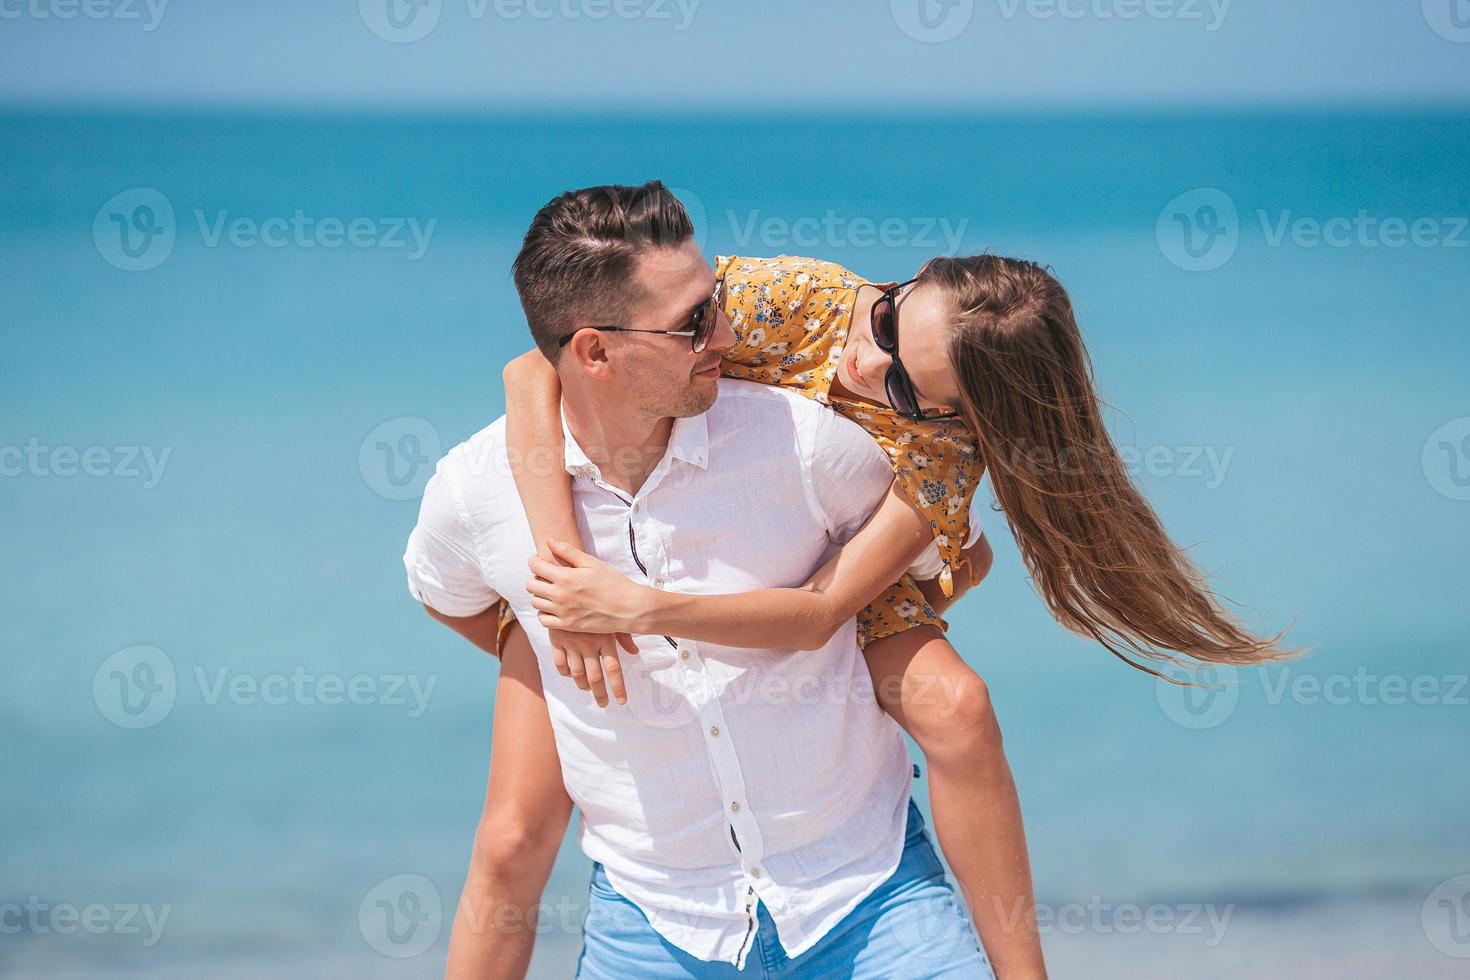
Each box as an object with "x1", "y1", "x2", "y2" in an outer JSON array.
[{"x1": 562, "y1": 329, "x2": 613, "y2": 379}]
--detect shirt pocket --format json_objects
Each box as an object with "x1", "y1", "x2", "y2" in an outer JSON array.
[{"x1": 622, "y1": 644, "x2": 698, "y2": 729}]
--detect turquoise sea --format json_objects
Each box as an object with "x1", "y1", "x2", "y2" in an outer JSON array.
[{"x1": 2, "y1": 110, "x2": 1468, "y2": 977}]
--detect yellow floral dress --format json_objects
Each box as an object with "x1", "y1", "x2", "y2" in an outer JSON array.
[
  {"x1": 487, "y1": 254, "x2": 984, "y2": 657},
  {"x1": 714, "y1": 255, "x2": 984, "y2": 648}
]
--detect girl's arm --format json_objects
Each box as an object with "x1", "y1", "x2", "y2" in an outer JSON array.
[
  {"x1": 529, "y1": 481, "x2": 938, "y2": 651},
  {"x1": 503, "y1": 350, "x2": 637, "y2": 708},
  {"x1": 503, "y1": 349, "x2": 582, "y2": 559}
]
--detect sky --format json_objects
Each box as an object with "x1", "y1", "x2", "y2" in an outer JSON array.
[{"x1": 1, "y1": 0, "x2": 1468, "y2": 111}]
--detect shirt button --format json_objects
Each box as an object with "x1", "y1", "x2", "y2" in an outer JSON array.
[
  {"x1": 653, "y1": 578, "x2": 664, "y2": 588},
  {"x1": 632, "y1": 501, "x2": 640, "y2": 512},
  {"x1": 730, "y1": 801, "x2": 740, "y2": 812},
  {"x1": 679, "y1": 649, "x2": 690, "y2": 661},
  {"x1": 709, "y1": 726, "x2": 720, "y2": 737},
  {"x1": 750, "y1": 868, "x2": 762, "y2": 878}
]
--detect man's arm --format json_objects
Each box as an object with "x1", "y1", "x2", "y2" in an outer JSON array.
[{"x1": 445, "y1": 621, "x2": 572, "y2": 980}]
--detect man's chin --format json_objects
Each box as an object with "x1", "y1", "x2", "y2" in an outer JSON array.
[{"x1": 672, "y1": 383, "x2": 718, "y2": 418}]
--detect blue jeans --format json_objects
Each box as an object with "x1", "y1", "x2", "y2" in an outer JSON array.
[{"x1": 575, "y1": 799, "x2": 995, "y2": 978}]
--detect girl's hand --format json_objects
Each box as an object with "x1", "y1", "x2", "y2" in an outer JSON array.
[
  {"x1": 545, "y1": 626, "x2": 639, "y2": 708},
  {"x1": 528, "y1": 541, "x2": 654, "y2": 634},
  {"x1": 528, "y1": 542, "x2": 650, "y2": 706}
]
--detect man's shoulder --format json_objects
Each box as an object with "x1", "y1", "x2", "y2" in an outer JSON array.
[
  {"x1": 707, "y1": 379, "x2": 885, "y2": 474},
  {"x1": 434, "y1": 415, "x2": 511, "y2": 492},
  {"x1": 710, "y1": 377, "x2": 829, "y2": 425}
]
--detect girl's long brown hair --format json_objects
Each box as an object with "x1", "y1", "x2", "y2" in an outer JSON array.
[{"x1": 924, "y1": 255, "x2": 1290, "y2": 677}]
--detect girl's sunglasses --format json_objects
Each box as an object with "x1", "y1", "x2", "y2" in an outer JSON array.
[
  {"x1": 871, "y1": 278, "x2": 961, "y2": 422},
  {"x1": 557, "y1": 291, "x2": 721, "y2": 354}
]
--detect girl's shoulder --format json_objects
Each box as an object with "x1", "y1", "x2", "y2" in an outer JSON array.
[
  {"x1": 715, "y1": 254, "x2": 866, "y2": 294},
  {"x1": 715, "y1": 255, "x2": 866, "y2": 381}
]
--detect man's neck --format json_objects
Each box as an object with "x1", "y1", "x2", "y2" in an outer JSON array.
[{"x1": 560, "y1": 394, "x2": 674, "y2": 497}]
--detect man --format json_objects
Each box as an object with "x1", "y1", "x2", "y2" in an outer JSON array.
[{"x1": 404, "y1": 181, "x2": 995, "y2": 977}]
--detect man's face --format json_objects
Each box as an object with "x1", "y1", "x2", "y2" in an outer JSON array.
[{"x1": 608, "y1": 239, "x2": 736, "y2": 420}]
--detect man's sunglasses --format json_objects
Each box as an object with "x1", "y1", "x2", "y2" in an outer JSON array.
[
  {"x1": 557, "y1": 292, "x2": 720, "y2": 354},
  {"x1": 871, "y1": 278, "x2": 961, "y2": 423}
]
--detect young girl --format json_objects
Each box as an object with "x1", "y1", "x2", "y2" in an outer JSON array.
[{"x1": 493, "y1": 253, "x2": 1286, "y2": 978}]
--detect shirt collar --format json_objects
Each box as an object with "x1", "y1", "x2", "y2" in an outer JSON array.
[{"x1": 561, "y1": 403, "x2": 709, "y2": 481}]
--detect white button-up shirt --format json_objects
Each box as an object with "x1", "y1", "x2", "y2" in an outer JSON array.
[{"x1": 403, "y1": 379, "x2": 974, "y2": 967}]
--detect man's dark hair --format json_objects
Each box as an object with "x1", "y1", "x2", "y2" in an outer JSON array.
[{"x1": 513, "y1": 180, "x2": 693, "y2": 362}]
